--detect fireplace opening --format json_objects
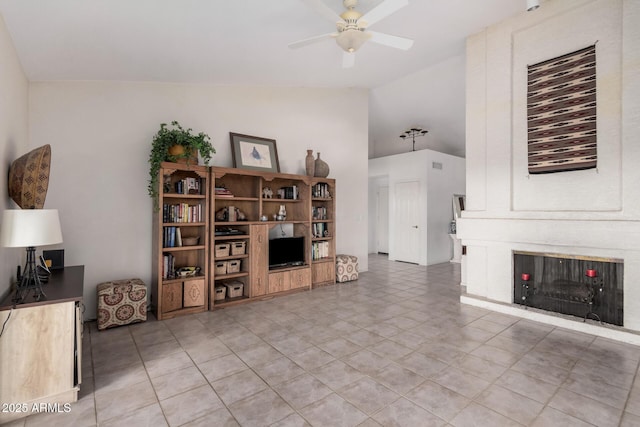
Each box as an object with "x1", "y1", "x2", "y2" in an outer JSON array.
[{"x1": 513, "y1": 252, "x2": 623, "y2": 326}]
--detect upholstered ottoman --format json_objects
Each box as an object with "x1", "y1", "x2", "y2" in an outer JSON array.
[
  {"x1": 97, "y1": 278, "x2": 147, "y2": 330},
  {"x1": 336, "y1": 254, "x2": 359, "y2": 282}
]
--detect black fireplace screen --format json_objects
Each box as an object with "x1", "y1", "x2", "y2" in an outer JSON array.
[{"x1": 514, "y1": 253, "x2": 623, "y2": 326}]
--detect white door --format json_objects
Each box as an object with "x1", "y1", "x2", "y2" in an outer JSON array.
[
  {"x1": 394, "y1": 181, "x2": 420, "y2": 263},
  {"x1": 376, "y1": 186, "x2": 389, "y2": 254}
]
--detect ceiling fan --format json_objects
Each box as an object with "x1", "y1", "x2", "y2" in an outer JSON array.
[{"x1": 289, "y1": 0, "x2": 413, "y2": 68}]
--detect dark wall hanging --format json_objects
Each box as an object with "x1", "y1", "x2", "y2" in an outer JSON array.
[{"x1": 527, "y1": 44, "x2": 597, "y2": 174}]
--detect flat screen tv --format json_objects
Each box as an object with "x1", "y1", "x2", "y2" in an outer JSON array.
[{"x1": 269, "y1": 236, "x2": 305, "y2": 269}]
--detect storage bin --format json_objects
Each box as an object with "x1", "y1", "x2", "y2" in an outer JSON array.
[
  {"x1": 214, "y1": 285, "x2": 226, "y2": 301},
  {"x1": 230, "y1": 241, "x2": 246, "y2": 255},
  {"x1": 224, "y1": 281, "x2": 244, "y2": 298},
  {"x1": 227, "y1": 259, "x2": 241, "y2": 274},
  {"x1": 215, "y1": 261, "x2": 227, "y2": 275},
  {"x1": 215, "y1": 243, "x2": 230, "y2": 257}
]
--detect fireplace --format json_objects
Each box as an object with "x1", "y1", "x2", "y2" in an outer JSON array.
[{"x1": 513, "y1": 252, "x2": 624, "y2": 326}]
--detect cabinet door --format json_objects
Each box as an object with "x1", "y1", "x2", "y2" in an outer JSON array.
[
  {"x1": 290, "y1": 268, "x2": 311, "y2": 290},
  {"x1": 312, "y1": 262, "x2": 335, "y2": 285},
  {"x1": 250, "y1": 224, "x2": 268, "y2": 297},
  {"x1": 268, "y1": 271, "x2": 291, "y2": 294},
  {"x1": 183, "y1": 279, "x2": 205, "y2": 307},
  {"x1": 162, "y1": 282, "x2": 183, "y2": 312}
]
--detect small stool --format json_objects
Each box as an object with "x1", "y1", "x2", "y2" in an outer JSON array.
[
  {"x1": 97, "y1": 278, "x2": 147, "y2": 330},
  {"x1": 336, "y1": 254, "x2": 359, "y2": 282}
]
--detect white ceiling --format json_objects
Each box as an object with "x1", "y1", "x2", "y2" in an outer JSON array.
[{"x1": 0, "y1": 0, "x2": 526, "y2": 155}]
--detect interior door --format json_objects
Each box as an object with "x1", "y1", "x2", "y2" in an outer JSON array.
[
  {"x1": 394, "y1": 181, "x2": 420, "y2": 264},
  {"x1": 377, "y1": 186, "x2": 389, "y2": 254}
]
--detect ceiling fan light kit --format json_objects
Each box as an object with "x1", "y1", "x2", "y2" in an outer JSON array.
[
  {"x1": 290, "y1": 0, "x2": 413, "y2": 67},
  {"x1": 527, "y1": 0, "x2": 540, "y2": 11}
]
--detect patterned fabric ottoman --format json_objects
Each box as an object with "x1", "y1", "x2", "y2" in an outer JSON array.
[
  {"x1": 336, "y1": 254, "x2": 359, "y2": 283},
  {"x1": 97, "y1": 278, "x2": 147, "y2": 330}
]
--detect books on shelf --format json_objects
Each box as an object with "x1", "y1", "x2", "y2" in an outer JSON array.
[
  {"x1": 312, "y1": 241, "x2": 330, "y2": 260},
  {"x1": 277, "y1": 185, "x2": 298, "y2": 200},
  {"x1": 312, "y1": 183, "x2": 331, "y2": 198},
  {"x1": 174, "y1": 177, "x2": 202, "y2": 195},
  {"x1": 163, "y1": 203, "x2": 203, "y2": 223},
  {"x1": 163, "y1": 226, "x2": 185, "y2": 248},
  {"x1": 312, "y1": 222, "x2": 329, "y2": 238},
  {"x1": 312, "y1": 206, "x2": 328, "y2": 220},
  {"x1": 162, "y1": 253, "x2": 175, "y2": 279},
  {"x1": 215, "y1": 187, "x2": 234, "y2": 198}
]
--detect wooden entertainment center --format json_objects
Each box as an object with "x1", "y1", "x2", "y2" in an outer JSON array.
[{"x1": 152, "y1": 163, "x2": 336, "y2": 320}]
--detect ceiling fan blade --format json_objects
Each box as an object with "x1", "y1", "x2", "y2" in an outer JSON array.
[
  {"x1": 360, "y1": 0, "x2": 409, "y2": 27},
  {"x1": 300, "y1": 0, "x2": 342, "y2": 24},
  {"x1": 288, "y1": 32, "x2": 337, "y2": 49},
  {"x1": 368, "y1": 31, "x2": 414, "y2": 50},
  {"x1": 342, "y1": 52, "x2": 355, "y2": 68}
]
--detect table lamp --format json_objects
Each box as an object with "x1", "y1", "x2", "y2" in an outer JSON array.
[{"x1": 1, "y1": 209, "x2": 63, "y2": 303}]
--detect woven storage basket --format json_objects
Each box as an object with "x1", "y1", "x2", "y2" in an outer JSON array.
[{"x1": 215, "y1": 243, "x2": 230, "y2": 257}]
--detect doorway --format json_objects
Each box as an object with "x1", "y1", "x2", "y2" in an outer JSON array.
[
  {"x1": 376, "y1": 186, "x2": 389, "y2": 254},
  {"x1": 394, "y1": 180, "x2": 421, "y2": 264}
]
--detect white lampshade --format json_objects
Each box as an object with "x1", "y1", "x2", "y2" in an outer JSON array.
[
  {"x1": 1, "y1": 209, "x2": 63, "y2": 248},
  {"x1": 527, "y1": 0, "x2": 540, "y2": 11}
]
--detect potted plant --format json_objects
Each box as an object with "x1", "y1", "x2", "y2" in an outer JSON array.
[{"x1": 148, "y1": 120, "x2": 215, "y2": 208}]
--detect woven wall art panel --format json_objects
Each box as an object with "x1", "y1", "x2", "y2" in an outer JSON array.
[{"x1": 527, "y1": 45, "x2": 596, "y2": 174}]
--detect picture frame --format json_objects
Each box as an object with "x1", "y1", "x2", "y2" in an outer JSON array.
[{"x1": 230, "y1": 132, "x2": 280, "y2": 173}]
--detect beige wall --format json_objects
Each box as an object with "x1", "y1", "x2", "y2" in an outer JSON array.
[
  {"x1": 459, "y1": 0, "x2": 640, "y2": 331},
  {"x1": 29, "y1": 82, "x2": 369, "y2": 319},
  {"x1": 0, "y1": 14, "x2": 29, "y2": 299}
]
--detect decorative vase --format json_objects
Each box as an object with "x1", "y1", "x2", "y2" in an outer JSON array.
[
  {"x1": 277, "y1": 205, "x2": 287, "y2": 221},
  {"x1": 305, "y1": 150, "x2": 315, "y2": 176},
  {"x1": 314, "y1": 153, "x2": 330, "y2": 178}
]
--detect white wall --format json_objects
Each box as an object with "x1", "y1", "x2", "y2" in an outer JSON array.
[
  {"x1": 369, "y1": 54, "x2": 466, "y2": 159},
  {"x1": 0, "y1": 14, "x2": 29, "y2": 300},
  {"x1": 369, "y1": 149, "x2": 464, "y2": 265},
  {"x1": 28, "y1": 82, "x2": 369, "y2": 319},
  {"x1": 458, "y1": 0, "x2": 640, "y2": 331}
]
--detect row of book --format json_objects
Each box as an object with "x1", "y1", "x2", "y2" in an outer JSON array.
[
  {"x1": 312, "y1": 206, "x2": 328, "y2": 220},
  {"x1": 163, "y1": 203, "x2": 203, "y2": 223},
  {"x1": 162, "y1": 253, "x2": 176, "y2": 279},
  {"x1": 312, "y1": 241, "x2": 330, "y2": 260},
  {"x1": 163, "y1": 226, "x2": 190, "y2": 248},
  {"x1": 172, "y1": 177, "x2": 202, "y2": 195},
  {"x1": 312, "y1": 222, "x2": 329, "y2": 238},
  {"x1": 277, "y1": 185, "x2": 298, "y2": 200},
  {"x1": 312, "y1": 183, "x2": 331, "y2": 199}
]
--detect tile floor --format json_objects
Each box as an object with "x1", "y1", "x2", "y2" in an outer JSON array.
[{"x1": 8, "y1": 254, "x2": 640, "y2": 426}]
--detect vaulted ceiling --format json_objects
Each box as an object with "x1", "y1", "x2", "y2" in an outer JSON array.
[{"x1": 0, "y1": 0, "x2": 527, "y2": 157}]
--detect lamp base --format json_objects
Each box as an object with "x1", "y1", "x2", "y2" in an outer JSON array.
[{"x1": 12, "y1": 246, "x2": 46, "y2": 304}]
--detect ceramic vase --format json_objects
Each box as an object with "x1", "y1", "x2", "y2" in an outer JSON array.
[
  {"x1": 305, "y1": 150, "x2": 315, "y2": 176},
  {"x1": 314, "y1": 152, "x2": 329, "y2": 178}
]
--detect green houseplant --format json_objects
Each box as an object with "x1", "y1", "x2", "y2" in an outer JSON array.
[{"x1": 148, "y1": 121, "x2": 215, "y2": 208}]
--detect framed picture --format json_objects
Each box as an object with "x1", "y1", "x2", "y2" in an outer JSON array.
[{"x1": 230, "y1": 133, "x2": 280, "y2": 173}]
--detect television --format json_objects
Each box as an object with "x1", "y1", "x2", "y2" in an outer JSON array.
[{"x1": 269, "y1": 236, "x2": 305, "y2": 269}]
